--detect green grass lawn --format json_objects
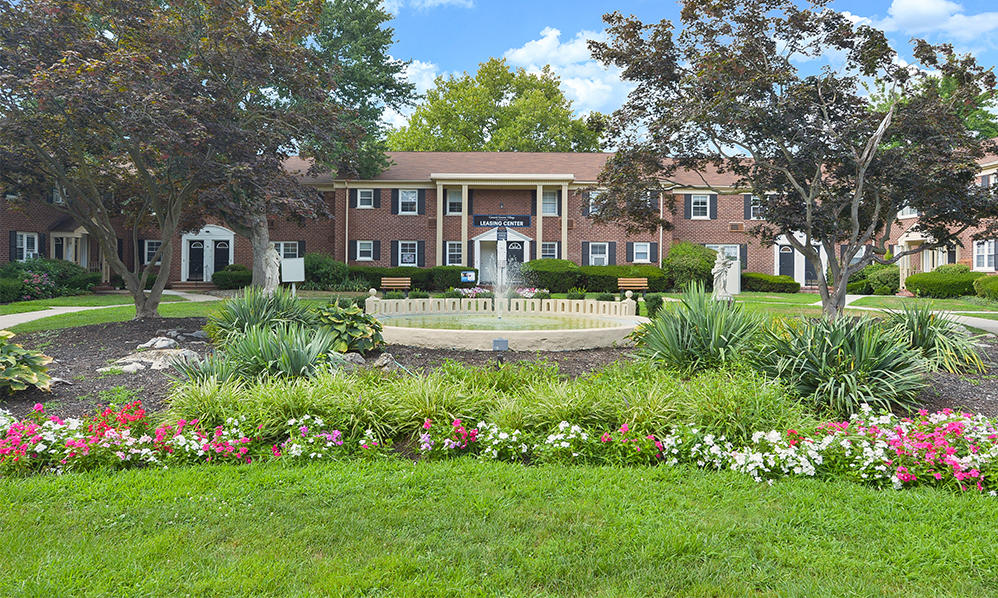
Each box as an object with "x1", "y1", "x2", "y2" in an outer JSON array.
[
  {"x1": 1, "y1": 460, "x2": 995, "y2": 597},
  {"x1": 850, "y1": 296, "x2": 998, "y2": 312},
  {"x1": 8, "y1": 301, "x2": 219, "y2": 333},
  {"x1": 0, "y1": 293, "x2": 186, "y2": 315},
  {"x1": 660, "y1": 291, "x2": 821, "y2": 305}
]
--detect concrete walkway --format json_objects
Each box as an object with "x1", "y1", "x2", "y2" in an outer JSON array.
[
  {"x1": 0, "y1": 290, "x2": 220, "y2": 330},
  {"x1": 840, "y1": 294, "x2": 998, "y2": 335}
]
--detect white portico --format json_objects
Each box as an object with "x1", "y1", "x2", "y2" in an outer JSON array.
[
  {"x1": 180, "y1": 225, "x2": 234, "y2": 282},
  {"x1": 472, "y1": 226, "x2": 532, "y2": 285}
]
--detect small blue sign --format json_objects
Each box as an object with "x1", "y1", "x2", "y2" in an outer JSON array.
[{"x1": 461, "y1": 270, "x2": 476, "y2": 283}]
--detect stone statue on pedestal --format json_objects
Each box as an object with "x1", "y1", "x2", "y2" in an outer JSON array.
[{"x1": 712, "y1": 252, "x2": 735, "y2": 301}]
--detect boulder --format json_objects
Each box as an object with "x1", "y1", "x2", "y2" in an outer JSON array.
[
  {"x1": 138, "y1": 336, "x2": 178, "y2": 350},
  {"x1": 342, "y1": 352, "x2": 366, "y2": 366},
  {"x1": 116, "y1": 348, "x2": 199, "y2": 371},
  {"x1": 371, "y1": 352, "x2": 400, "y2": 372}
]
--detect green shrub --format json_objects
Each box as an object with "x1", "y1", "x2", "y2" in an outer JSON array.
[
  {"x1": 866, "y1": 265, "x2": 900, "y2": 295},
  {"x1": 0, "y1": 278, "x2": 22, "y2": 303},
  {"x1": 62, "y1": 272, "x2": 101, "y2": 292},
  {"x1": 885, "y1": 303, "x2": 984, "y2": 373},
  {"x1": 633, "y1": 283, "x2": 761, "y2": 372},
  {"x1": 520, "y1": 259, "x2": 581, "y2": 292},
  {"x1": 347, "y1": 266, "x2": 432, "y2": 290},
  {"x1": 430, "y1": 266, "x2": 477, "y2": 290},
  {"x1": 905, "y1": 270, "x2": 984, "y2": 298},
  {"x1": 973, "y1": 274, "x2": 998, "y2": 300},
  {"x1": 315, "y1": 303, "x2": 385, "y2": 353},
  {"x1": 384, "y1": 291, "x2": 405, "y2": 300},
  {"x1": 566, "y1": 287, "x2": 586, "y2": 300},
  {"x1": 754, "y1": 317, "x2": 927, "y2": 416},
  {"x1": 435, "y1": 289, "x2": 463, "y2": 299},
  {"x1": 661, "y1": 242, "x2": 715, "y2": 290},
  {"x1": 643, "y1": 293, "x2": 665, "y2": 318},
  {"x1": 933, "y1": 263, "x2": 970, "y2": 275},
  {"x1": 408, "y1": 290, "x2": 430, "y2": 299},
  {"x1": 0, "y1": 330, "x2": 53, "y2": 393},
  {"x1": 595, "y1": 292, "x2": 615, "y2": 301},
  {"x1": 844, "y1": 262, "x2": 897, "y2": 295},
  {"x1": 533, "y1": 291, "x2": 552, "y2": 300},
  {"x1": 211, "y1": 264, "x2": 252, "y2": 289},
  {"x1": 741, "y1": 272, "x2": 800, "y2": 293},
  {"x1": 0, "y1": 258, "x2": 86, "y2": 287},
  {"x1": 304, "y1": 253, "x2": 349, "y2": 288},
  {"x1": 205, "y1": 286, "x2": 315, "y2": 343},
  {"x1": 578, "y1": 265, "x2": 667, "y2": 293}
]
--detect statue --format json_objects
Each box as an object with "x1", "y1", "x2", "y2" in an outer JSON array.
[
  {"x1": 712, "y1": 251, "x2": 735, "y2": 301},
  {"x1": 262, "y1": 245, "x2": 282, "y2": 293}
]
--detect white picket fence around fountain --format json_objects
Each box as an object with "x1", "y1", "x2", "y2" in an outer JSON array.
[{"x1": 364, "y1": 290, "x2": 638, "y2": 318}]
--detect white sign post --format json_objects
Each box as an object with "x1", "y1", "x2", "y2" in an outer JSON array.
[{"x1": 281, "y1": 257, "x2": 305, "y2": 296}]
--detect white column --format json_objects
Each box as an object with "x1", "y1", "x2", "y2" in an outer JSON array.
[
  {"x1": 561, "y1": 183, "x2": 569, "y2": 260},
  {"x1": 461, "y1": 184, "x2": 469, "y2": 266},
  {"x1": 343, "y1": 183, "x2": 350, "y2": 264},
  {"x1": 536, "y1": 184, "x2": 544, "y2": 257},
  {"x1": 436, "y1": 183, "x2": 444, "y2": 266}
]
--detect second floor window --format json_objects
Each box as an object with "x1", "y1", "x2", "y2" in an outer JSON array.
[
  {"x1": 691, "y1": 194, "x2": 709, "y2": 219},
  {"x1": 357, "y1": 189, "x2": 374, "y2": 208},
  {"x1": 542, "y1": 191, "x2": 558, "y2": 215},
  {"x1": 399, "y1": 190, "x2": 418, "y2": 215},
  {"x1": 446, "y1": 189, "x2": 462, "y2": 214}
]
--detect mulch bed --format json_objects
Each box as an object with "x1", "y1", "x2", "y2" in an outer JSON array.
[{"x1": 5, "y1": 318, "x2": 998, "y2": 419}]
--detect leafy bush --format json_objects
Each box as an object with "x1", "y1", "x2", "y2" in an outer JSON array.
[
  {"x1": 0, "y1": 278, "x2": 22, "y2": 304},
  {"x1": 905, "y1": 270, "x2": 984, "y2": 298},
  {"x1": 885, "y1": 303, "x2": 984, "y2": 373},
  {"x1": 595, "y1": 292, "x2": 615, "y2": 301},
  {"x1": 315, "y1": 303, "x2": 385, "y2": 353},
  {"x1": 519, "y1": 259, "x2": 581, "y2": 292},
  {"x1": 17, "y1": 271, "x2": 57, "y2": 300},
  {"x1": 740, "y1": 272, "x2": 800, "y2": 293},
  {"x1": 435, "y1": 289, "x2": 464, "y2": 298},
  {"x1": 754, "y1": 317, "x2": 927, "y2": 416},
  {"x1": 0, "y1": 330, "x2": 53, "y2": 393},
  {"x1": 205, "y1": 286, "x2": 315, "y2": 343},
  {"x1": 643, "y1": 293, "x2": 665, "y2": 317},
  {"x1": 866, "y1": 265, "x2": 899, "y2": 295},
  {"x1": 973, "y1": 275, "x2": 998, "y2": 300},
  {"x1": 304, "y1": 253, "x2": 349, "y2": 288},
  {"x1": 408, "y1": 290, "x2": 430, "y2": 299},
  {"x1": 430, "y1": 266, "x2": 476, "y2": 290},
  {"x1": 0, "y1": 258, "x2": 86, "y2": 287},
  {"x1": 346, "y1": 266, "x2": 477, "y2": 291},
  {"x1": 63, "y1": 272, "x2": 101, "y2": 293},
  {"x1": 533, "y1": 291, "x2": 552, "y2": 300},
  {"x1": 661, "y1": 242, "x2": 715, "y2": 290},
  {"x1": 633, "y1": 283, "x2": 761, "y2": 372},
  {"x1": 933, "y1": 264, "x2": 971, "y2": 275},
  {"x1": 384, "y1": 291, "x2": 405, "y2": 300},
  {"x1": 578, "y1": 265, "x2": 667, "y2": 293},
  {"x1": 211, "y1": 264, "x2": 252, "y2": 290},
  {"x1": 566, "y1": 288, "x2": 587, "y2": 300}
]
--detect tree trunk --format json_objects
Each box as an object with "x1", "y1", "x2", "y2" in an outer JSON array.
[{"x1": 248, "y1": 215, "x2": 279, "y2": 292}]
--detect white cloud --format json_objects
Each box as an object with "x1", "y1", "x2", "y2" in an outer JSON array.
[
  {"x1": 503, "y1": 27, "x2": 634, "y2": 115},
  {"x1": 382, "y1": 59, "x2": 442, "y2": 129},
  {"x1": 877, "y1": 0, "x2": 998, "y2": 40}
]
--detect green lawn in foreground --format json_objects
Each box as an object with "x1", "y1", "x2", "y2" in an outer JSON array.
[
  {"x1": 0, "y1": 460, "x2": 995, "y2": 597},
  {"x1": 850, "y1": 295, "x2": 998, "y2": 312},
  {"x1": 0, "y1": 293, "x2": 186, "y2": 315},
  {"x1": 8, "y1": 301, "x2": 219, "y2": 333}
]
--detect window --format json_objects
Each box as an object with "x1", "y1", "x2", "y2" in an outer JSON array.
[
  {"x1": 541, "y1": 242, "x2": 558, "y2": 259},
  {"x1": 272, "y1": 241, "x2": 299, "y2": 259},
  {"x1": 542, "y1": 190, "x2": 558, "y2": 215},
  {"x1": 357, "y1": 240, "x2": 374, "y2": 261},
  {"x1": 691, "y1": 194, "x2": 709, "y2": 219},
  {"x1": 399, "y1": 190, "x2": 418, "y2": 215},
  {"x1": 589, "y1": 242, "x2": 609, "y2": 266},
  {"x1": 398, "y1": 241, "x2": 418, "y2": 266},
  {"x1": 848, "y1": 245, "x2": 866, "y2": 266},
  {"x1": 586, "y1": 190, "x2": 602, "y2": 216},
  {"x1": 446, "y1": 189, "x2": 462, "y2": 215},
  {"x1": 357, "y1": 189, "x2": 374, "y2": 209},
  {"x1": 14, "y1": 232, "x2": 38, "y2": 262},
  {"x1": 898, "y1": 206, "x2": 919, "y2": 219},
  {"x1": 749, "y1": 196, "x2": 764, "y2": 220},
  {"x1": 975, "y1": 240, "x2": 994, "y2": 270},
  {"x1": 445, "y1": 241, "x2": 463, "y2": 266},
  {"x1": 632, "y1": 242, "x2": 650, "y2": 263},
  {"x1": 706, "y1": 244, "x2": 739, "y2": 260},
  {"x1": 144, "y1": 239, "x2": 163, "y2": 264},
  {"x1": 54, "y1": 236, "x2": 79, "y2": 263},
  {"x1": 50, "y1": 187, "x2": 65, "y2": 205}
]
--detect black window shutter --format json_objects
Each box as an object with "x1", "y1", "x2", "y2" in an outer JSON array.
[
  {"x1": 555, "y1": 241, "x2": 562, "y2": 259},
  {"x1": 743, "y1": 194, "x2": 752, "y2": 220},
  {"x1": 608, "y1": 242, "x2": 617, "y2": 265},
  {"x1": 581, "y1": 241, "x2": 590, "y2": 266},
  {"x1": 417, "y1": 189, "x2": 426, "y2": 215},
  {"x1": 416, "y1": 240, "x2": 425, "y2": 267},
  {"x1": 650, "y1": 242, "x2": 659, "y2": 264},
  {"x1": 373, "y1": 189, "x2": 381, "y2": 209},
  {"x1": 530, "y1": 241, "x2": 536, "y2": 260},
  {"x1": 556, "y1": 190, "x2": 562, "y2": 216},
  {"x1": 138, "y1": 239, "x2": 145, "y2": 263},
  {"x1": 9, "y1": 231, "x2": 16, "y2": 262},
  {"x1": 298, "y1": 240, "x2": 306, "y2": 256},
  {"x1": 531, "y1": 190, "x2": 537, "y2": 215},
  {"x1": 889, "y1": 244, "x2": 896, "y2": 257},
  {"x1": 390, "y1": 240, "x2": 399, "y2": 267},
  {"x1": 740, "y1": 244, "x2": 747, "y2": 270},
  {"x1": 117, "y1": 238, "x2": 123, "y2": 259},
  {"x1": 391, "y1": 189, "x2": 399, "y2": 215},
  {"x1": 349, "y1": 189, "x2": 357, "y2": 208},
  {"x1": 467, "y1": 240, "x2": 474, "y2": 267},
  {"x1": 468, "y1": 190, "x2": 474, "y2": 214},
  {"x1": 38, "y1": 233, "x2": 47, "y2": 258},
  {"x1": 626, "y1": 241, "x2": 634, "y2": 262},
  {"x1": 684, "y1": 194, "x2": 692, "y2": 219},
  {"x1": 709, "y1": 195, "x2": 718, "y2": 220},
  {"x1": 373, "y1": 240, "x2": 381, "y2": 261},
  {"x1": 349, "y1": 240, "x2": 357, "y2": 261}
]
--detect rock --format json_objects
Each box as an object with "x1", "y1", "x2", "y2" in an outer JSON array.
[
  {"x1": 342, "y1": 352, "x2": 366, "y2": 366},
  {"x1": 97, "y1": 362, "x2": 145, "y2": 374},
  {"x1": 50, "y1": 376, "x2": 73, "y2": 386},
  {"x1": 185, "y1": 330, "x2": 209, "y2": 340},
  {"x1": 137, "y1": 336, "x2": 178, "y2": 350},
  {"x1": 371, "y1": 352, "x2": 399, "y2": 372},
  {"x1": 116, "y1": 348, "x2": 199, "y2": 371}
]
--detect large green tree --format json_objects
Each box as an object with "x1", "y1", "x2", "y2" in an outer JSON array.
[
  {"x1": 387, "y1": 58, "x2": 605, "y2": 152},
  {"x1": 589, "y1": 0, "x2": 998, "y2": 318}
]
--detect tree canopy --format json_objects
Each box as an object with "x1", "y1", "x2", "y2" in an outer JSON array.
[
  {"x1": 387, "y1": 58, "x2": 605, "y2": 152},
  {"x1": 589, "y1": 0, "x2": 998, "y2": 317}
]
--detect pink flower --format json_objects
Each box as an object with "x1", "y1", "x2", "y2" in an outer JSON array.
[
  {"x1": 423, "y1": 419, "x2": 432, "y2": 430},
  {"x1": 32, "y1": 404, "x2": 44, "y2": 413},
  {"x1": 600, "y1": 432, "x2": 611, "y2": 443},
  {"x1": 619, "y1": 423, "x2": 629, "y2": 433}
]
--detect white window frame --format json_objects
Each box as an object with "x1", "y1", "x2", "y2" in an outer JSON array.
[
  {"x1": 445, "y1": 189, "x2": 462, "y2": 215},
  {"x1": 542, "y1": 190, "x2": 558, "y2": 215},
  {"x1": 445, "y1": 241, "x2": 463, "y2": 266},
  {"x1": 398, "y1": 190, "x2": 418, "y2": 215},
  {"x1": 975, "y1": 240, "x2": 995, "y2": 271},
  {"x1": 398, "y1": 240, "x2": 418, "y2": 267},
  {"x1": 691, "y1": 194, "x2": 710, "y2": 219},
  {"x1": 144, "y1": 239, "x2": 163, "y2": 265},
  {"x1": 357, "y1": 189, "x2": 374, "y2": 209},
  {"x1": 273, "y1": 241, "x2": 299, "y2": 260},
  {"x1": 15, "y1": 232, "x2": 38, "y2": 262},
  {"x1": 897, "y1": 206, "x2": 919, "y2": 219},
  {"x1": 750, "y1": 195, "x2": 764, "y2": 220},
  {"x1": 541, "y1": 242, "x2": 558, "y2": 260},
  {"x1": 356, "y1": 240, "x2": 374, "y2": 261},
  {"x1": 706, "y1": 244, "x2": 739, "y2": 261},
  {"x1": 589, "y1": 242, "x2": 609, "y2": 266},
  {"x1": 587, "y1": 190, "x2": 602, "y2": 216},
  {"x1": 632, "y1": 242, "x2": 651, "y2": 263}
]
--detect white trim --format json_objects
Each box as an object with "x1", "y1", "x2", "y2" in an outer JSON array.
[
  {"x1": 430, "y1": 173, "x2": 575, "y2": 182},
  {"x1": 974, "y1": 240, "x2": 995, "y2": 272},
  {"x1": 356, "y1": 240, "x2": 374, "y2": 261},
  {"x1": 356, "y1": 188, "x2": 374, "y2": 209},
  {"x1": 445, "y1": 241, "x2": 463, "y2": 266},
  {"x1": 143, "y1": 239, "x2": 163, "y2": 265},
  {"x1": 445, "y1": 188, "x2": 463, "y2": 215},
  {"x1": 472, "y1": 227, "x2": 533, "y2": 284},
  {"x1": 273, "y1": 241, "x2": 300, "y2": 259},
  {"x1": 589, "y1": 242, "x2": 609, "y2": 266},
  {"x1": 180, "y1": 225, "x2": 234, "y2": 282},
  {"x1": 14, "y1": 232, "x2": 39, "y2": 262},
  {"x1": 632, "y1": 242, "x2": 651, "y2": 263},
  {"x1": 690, "y1": 194, "x2": 710, "y2": 219},
  {"x1": 398, "y1": 189, "x2": 419, "y2": 215},
  {"x1": 541, "y1": 241, "x2": 558, "y2": 260},
  {"x1": 541, "y1": 190, "x2": 558, "y2": 215}
]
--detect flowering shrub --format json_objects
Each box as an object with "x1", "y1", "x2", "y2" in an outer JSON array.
[
  {"x1": 512, "y1": 287, "x2": 548, "y2": 299},
  {"x1": 19, "y1": 271, "x2": 57, "y2": 300},
  {"x1": 455, "y1": 287, "x2": 494, "y2": 298}
]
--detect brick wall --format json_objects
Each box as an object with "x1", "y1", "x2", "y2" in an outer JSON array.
[
  {"x1": 667, "y1": 193, "x2": 774, "y2": 274},
  {"x1": 569, "y1": 190, "x2": 664, "y2": 266},
  {"x1": 1, "y1": 201, "x2": 71, "y2": 263}
]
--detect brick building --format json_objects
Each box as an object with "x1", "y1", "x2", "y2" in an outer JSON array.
[{"x1": 4, "y1": 151, "x2": 996, "y2": 290}]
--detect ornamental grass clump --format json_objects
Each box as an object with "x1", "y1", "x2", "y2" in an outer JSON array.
[
  {"x1": 634, "y1": 282, "x2": 760, "y2": 372},
  {"x1": 205, "y1": 286, "x2": 315, "y2": 343},
  {"x1": 754, "y1": 316, "x2": 927, "y2": 416},
  {"x1": 885, "y1": 303, "x2": 985, "y2": 374}
]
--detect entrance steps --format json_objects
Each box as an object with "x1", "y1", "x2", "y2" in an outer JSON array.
[{"x1": 170, "y1": 281, "x2": 217, "y2": 291}]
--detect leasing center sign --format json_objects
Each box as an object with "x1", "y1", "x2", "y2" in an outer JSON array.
[{"x1": 473, "y1": 214, "x2": 531, "y2": 227}]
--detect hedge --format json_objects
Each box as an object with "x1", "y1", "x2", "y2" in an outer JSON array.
[
  {"x1": 644, "y1": 293, "x2": 665, "y2": 318},
  {"x1": 212, "y1": 264, "x2": 252, "y2": 290},
  {"x1": 304, "y1": 253, "x2": 349, "y2": 288},
  {"x1": 741, "y1": 272, "x2": 800, "y2": 293},
  {"x1": 430, "y1": 266, "x2": 476, "y2": 290},
  {"x1": 661, "y1": 242, "x2": 714, "y2": 290},
  {"x1": 0, "y1": 278, "x2": 22, "y2": 303},
  {"x1": 579, "y1": 265, "x2": 668, "y2": 293},
  {"x1": 347, "y1": 266, "x2": 478, "y2": 291},
  {"x1": 974, "y1": 275, "x2": 998, "y2": 300},
  {"x1": 905, "y1": 270, "x2": 985, "y2": 298},
  {"x1": 519, "y1": 259, "x2": 580, "y2": 292},
  {"x1": 63, "y1": 272, "x2": 101, "y2": 293},
  {"x1": 867, "y1": 266, "x2": 900, "y2": 295}
]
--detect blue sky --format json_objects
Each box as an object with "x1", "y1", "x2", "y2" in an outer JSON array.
[{"x1": 382, "y1": 0, "x2": 998, "y2": 125}]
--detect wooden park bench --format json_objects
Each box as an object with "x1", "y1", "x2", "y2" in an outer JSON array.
[
  {"x1": 617, "y1": 277, "x2": 649, "y2": 294},
  {"x1": 380, "y1": 277, "x2": 412, "y2": 296}
]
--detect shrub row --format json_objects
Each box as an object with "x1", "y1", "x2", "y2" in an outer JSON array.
[
  {"x1": 740, "y1": 272, "x2": 800, "y2": 293},
  {"x1": 211, "y1": 264, "x2": 252, "y2": 289},
  {"x1": 845, "y1": 263, "x2": 900, "y2": 295},
  {"x1": 520, "y1": 259, "x2": 667, "y2": 293},
  {"x1": 346, "y1": 265, "x2": 479, "y2": 291},
  {"x1": 0, "y1": 258, "x2": 99, "y2": 303},
  {"x1": 974, "y1": 274, "x2": 998, "y2": 300},
  {"x1": 905, "y1": 269, "x2": 985, "y2": 298}
]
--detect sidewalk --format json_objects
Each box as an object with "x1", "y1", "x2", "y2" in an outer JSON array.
[
  {"x1": 841, "y1": 294, "x2": 998, "y2": 335},
  {"x1": 0, "y1": 290, "x2": 219, "y2": 330}
]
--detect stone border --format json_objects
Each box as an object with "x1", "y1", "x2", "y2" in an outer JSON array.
[{"x1": 365, "y1": 290, "x2": 638, "y2": 317}]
